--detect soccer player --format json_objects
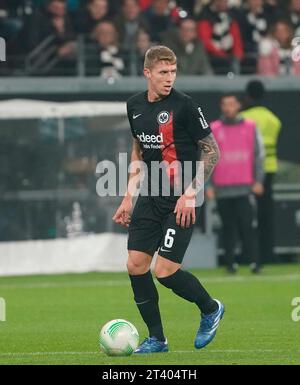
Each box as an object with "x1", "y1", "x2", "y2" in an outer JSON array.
[{"x1": 112, "y1": 45, "x2": 224, "y2": 354}]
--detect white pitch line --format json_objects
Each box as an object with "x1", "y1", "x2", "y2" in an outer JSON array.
[
  {"x1": 0, "y1": 349, "x2": 298, "y2": 357},
  {"x1": 0, "y1": 280, "x2": 129, "y2": 289},
  {"x1": 170, "y1": 349, "x2": 296, "y2": 354},
  {"x1": 0, "y1": 351, "x2": 98, "y2": 357},
  {"x1": 0, "y1": 274, "x2": 300, "y2": 289}
]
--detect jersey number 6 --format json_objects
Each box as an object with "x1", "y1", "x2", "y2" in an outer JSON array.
[{"x1": 164, "y1": 228, "x2": 176, "y2": 248}]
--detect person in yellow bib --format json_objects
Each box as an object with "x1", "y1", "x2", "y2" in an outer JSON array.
[{"x1": 241, "y1": 80, "x2": 282, "y2": 265}]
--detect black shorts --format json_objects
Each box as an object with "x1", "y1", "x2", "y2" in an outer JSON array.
[{"x1": 128, "y1": 195, "x2": 200, "y2": 264}]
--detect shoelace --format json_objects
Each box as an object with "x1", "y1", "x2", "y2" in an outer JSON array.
[
  {"x1": 139, "y1": 337, "x2": 160, "y2": 350},
  {"x1": 200, "y1": 310, "x2": 219, "y2": 331}
]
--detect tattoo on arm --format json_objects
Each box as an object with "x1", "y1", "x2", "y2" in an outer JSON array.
[{"x1": 198, "y1": 133, "x2": 220, "y2": 182}]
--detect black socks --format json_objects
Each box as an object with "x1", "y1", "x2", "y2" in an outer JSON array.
[
  {"x1": 129, "y1": 271, "x2": 165, "y2": 342},
  {"x1": 157, "y1": 269, "x2": 218, "y2": 315},
  {"x1": 129, "y1": 269, "x2": 217, "y2": 342}
]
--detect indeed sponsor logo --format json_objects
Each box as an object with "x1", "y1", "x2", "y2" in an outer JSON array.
[{"x1": 137, "y1": 132, "x2": 164, "y2": 144}]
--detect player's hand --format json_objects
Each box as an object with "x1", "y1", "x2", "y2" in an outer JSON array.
[
  {"x1": 112, "y1": 197, "x2": 133, "y2": 227},
  {"x1": 251, "y1": 182, "x2": 264, "y2": 196},
  {"x1": 174, "y1": 193, "x2": 196, "y2": 229}
]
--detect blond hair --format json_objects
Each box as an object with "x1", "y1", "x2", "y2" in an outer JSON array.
[{"x1": 144, "y1": 45, "x2": 177, "y2": 69}]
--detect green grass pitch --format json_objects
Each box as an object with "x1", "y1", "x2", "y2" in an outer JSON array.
[{"x1": 0, "y1": 264, "x2": 299, "y2": 365}]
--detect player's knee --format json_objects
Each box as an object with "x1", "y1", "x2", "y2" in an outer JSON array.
[
  {"x1": 154, "y1": 259, "x2": 181, "y2": 279},
  {"x1": 126, "y1": 257, "x2": 150, "y2": 275}
]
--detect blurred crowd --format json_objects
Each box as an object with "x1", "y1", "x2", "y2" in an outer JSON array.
[{"x1": 1, "y1": 0, "x2": 300, "y2": 76}]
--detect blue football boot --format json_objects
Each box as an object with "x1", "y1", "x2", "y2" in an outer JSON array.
[
  {"x1": 194, "y1": 299, "x2": 225, "y2": 349},
  {"x1": 134, "y1": 337, "x2": 169, "y2": 354}
]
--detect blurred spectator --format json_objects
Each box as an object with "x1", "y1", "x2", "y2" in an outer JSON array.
[
  {"x1": 142, "y1": 0, "x2": 178, "y2": 42},
  {"x1": 195, "y1": 0, "x2": 243, "y2": 15},
  {"x1": 241, "y1": 80, "x2": 282, "y2": 264},
  {"x1": 85, "y1": 20, "x2": 126, "y2": 78},
  {"x1": 163, "y1": 17, "x2": 213, "y2": 74},
  {"x1": 257, "y1": 19, "x2": 300, "y2": 75},
  {"x1": 20, "y1": 0, "x2": 75, "y2": 50},
  {"x1": 77, "y1": 0, "x2": 117, "y2": 16},
  {"x1": 197, "y1": 0, "x2": 244, "y2": 74},
  {"x1": 206, "y1": 93, "x2": 264, "y2": 274},
  {"x1": 131, "y1": 28, "x2": 153, "y2": 75},
  {"x1": 0, "y1": 0, "x2": 23, "y2": 41},
  {"x1": 265, "y1": 0, "x2": 284, "y2": 11},
  {"x1": 17, "y1": 0, "x2": 76, "y2": 75},
  {"x1": 237, "y1": 0, "x2": 277, "y2": 73},
  {"x1": 139, "y1": 0, "x2": 152, "y2": 11},
  {"x1": 285, "y1": 0, "x2": 300, "y2": 36},
  {"x1": 114, "y1": 0, "x2": 150, "y2": 51},
  {"x1": 73, "y1": 0, "x2": 109, "y2": 35},
  {"x1": 176, "y1": 0, "x2": 197, "y2": 16}
]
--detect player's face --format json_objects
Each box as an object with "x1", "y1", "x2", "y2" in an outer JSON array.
[
  {"x1": 144, "y1": 61, "x2": 177, "y2": 97},
  {"x1": 221, "y1": 96, "x2": 241, "y2": 119}
]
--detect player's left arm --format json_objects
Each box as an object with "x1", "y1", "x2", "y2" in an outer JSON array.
[
  {"x1": 198, "y1": 132, "x2": 221, "y2": 183},
  {"x1": 175, "y1": 133, "x2": 220, "y2": 228},
  {"x1": 175, "y1": 98, "x2": 220, "y2": 228}
]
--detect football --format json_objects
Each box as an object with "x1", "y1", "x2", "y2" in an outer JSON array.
[{"x1": 99, "y1": 319, "x2": 139, "y2": 356}]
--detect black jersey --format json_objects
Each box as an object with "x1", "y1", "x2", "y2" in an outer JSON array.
[{"x1": 126, "y1": 88, "x2": 211, "y2": 199}]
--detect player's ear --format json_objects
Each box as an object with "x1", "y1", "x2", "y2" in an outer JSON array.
[{"x1": 143, "y1": 67, "x2": 151, "y2": 79}]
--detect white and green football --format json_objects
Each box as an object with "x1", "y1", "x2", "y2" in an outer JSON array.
[{"x1": 99, "y1": 319, "x2": 139, "y2": 356}]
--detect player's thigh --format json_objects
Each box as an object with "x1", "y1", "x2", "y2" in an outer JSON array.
[
  {"x1": 154, "y1": 255, "x2": 181, "y2": 278},
  {"x1": 156, "y1": 210, "x2": 199, "y2": 268},
  {"x1": 127, "y1": 250, "x2": 153, "y2": 275},
  {"x1": 128, "y1": 196, "x2": 163, "y2": 258}
]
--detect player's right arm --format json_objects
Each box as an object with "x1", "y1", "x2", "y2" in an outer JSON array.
[{"x1": 112, "y1": 138, "x2": 142, "y2": 227}]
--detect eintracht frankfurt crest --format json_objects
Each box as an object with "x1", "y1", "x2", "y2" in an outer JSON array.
[{"x1": 157, "y1": 111, "x2": 170, "y2": 125}]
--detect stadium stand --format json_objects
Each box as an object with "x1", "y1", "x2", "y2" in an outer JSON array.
[{"x1": 0, "y1": 0, "x2": 300, "y2": 76}]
